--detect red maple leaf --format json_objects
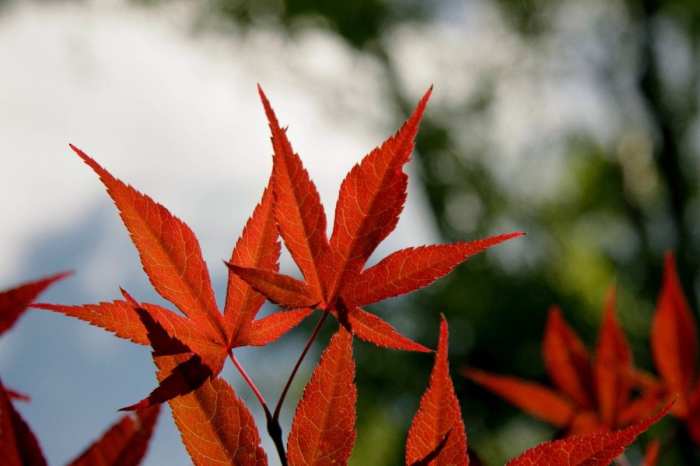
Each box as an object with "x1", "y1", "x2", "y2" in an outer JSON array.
[
  {"x1": 401, "y1": 316, "x2": 665, "y2": 466},
  {"x1": 0, "y1": 377, "x2": 160, "y2": 466},
  {"x1": 35, "y1": 149, "x2": 311, "y2": 409},
  {"x1": 67, "y1": 406, "x2": 161, "y2": 466},
  {"x1": 286, "y1": 327, "x2": 356, "y2": 466},
  {"x1": 228, "y1": 86, "x2": 523, "y2": 353},
  {"x1": 0, "y1": 272, "x2": 70, "y2": 335},
  {"x1": 0, "y1": 272, "x2": 70, "y2": 401},
  {"x1": 0, "y1": 378, "x2": 47, "y2": 466},
  {"x1": 505, "y1": 403, "x2": 670, "y2": 466},
  {"x1": 464, "y1": 287, "x2": 662, "y2": 435},
  {"x1": 405, "y1": 316, "x2": 468, "y2": 466},
  {"x1": 644, "y1": 252, "x2": 700, "y2": 443}
]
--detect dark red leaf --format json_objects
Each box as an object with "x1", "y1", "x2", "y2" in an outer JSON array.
[
  {"x1": 0, "y1": 272, "x2": 70, "y2": 335},
  {"x1": 67, "y1": 406, "x2": 160, "y2": 466},
  {"x1": 0, "y1": 378, "x2": 47, "y2": 466}
]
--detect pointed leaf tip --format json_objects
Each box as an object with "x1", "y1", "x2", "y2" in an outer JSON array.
[
  {"x1": 1, "y1": 271, "x2": 72, "y2": 336},
  {"x1": 405, "y1": 316, "x2": 468, "y2": 466},
  {"x1": 68, "y1": 406, "x2": 161, "y2": 466}
]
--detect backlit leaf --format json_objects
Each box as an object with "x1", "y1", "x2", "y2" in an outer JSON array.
[
  {"x1": 225, "y1": 178, "x2": 281, "y2": 347},
  {"x1": 258, "y1": 86, "x2": 329, "y2": 300},
  {"x1": 287, "y1": 328, "x2": 356, "y2": 466},
  {"x1": 343, "y1": 233, "x2": 523, "y2": 307},
  {"x1": 325, "y1": 88, "x2": 432, "y2": 301},
  {"x1": 70, "y1": 144, "x2": 226, "y2": 343},
  {"x1": 405, "y1": 317, "x2": 467, "y2": 466}
]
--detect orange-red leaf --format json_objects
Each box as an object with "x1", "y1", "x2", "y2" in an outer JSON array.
[
  {"x1": 543, "y1": 306, "x2": 593, "y2": 409},
  {"x1": 594, "y1": 287, "x2": 632, "y2": 427},
  {"x1": 34, "y1": 300, "x2": 192, "y2": 346},
  {"x1": 464, "y1": 368, "x2": 575, "y2": 427},
  {"x1": 226, "y1": 264, "x2": 320, "y2": 309},
  {"x1": 258, "y1": 87, "x2": 329, "y2": 300},
  {"x1": 344, "y1": 233, "x2": 523, "y2": 307},
  {"x1": 344, "y1": 306, "x2": 430, "y2": 353},
  {"x1": 225, "y1": 178, "x2": 281, "y2": 347},
  {"x1": 0, "y1": 378, "x2": 47, "y2": 466},
  {"x1": 156, "y1": 354, "x2": 267, "y2": 466},
  {"x1": 405, "y1": 317, "x2": 468, "y2": 466},
  {"x1": 287, "y1": 328, "x2": 356, "y2": 466},
  {"x1": 0, "y1": 272, "x2": 70, "y2": 335},
  {"x1": 67, "y1": 406, "x2": 160, "y2": 466},
  {"x1": 325, "y1": 89, "x2": 432, "y2": 302},
  {"x1": 237, "y1": 308, "x2": 314, "y2": 347},
  {"x1": 70, "y1": 145, "x2": 226, "y2": 344},
  {"x1": 505, "y1": 404, "x2": 670, "y2": 466},
  {"x1": 651, "y1": 252, "x2": 698, "y2": 416}
]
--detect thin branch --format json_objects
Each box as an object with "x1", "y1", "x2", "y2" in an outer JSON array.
[{"x1": 228, "y1": 350, "x2": 270, "y2": 417}]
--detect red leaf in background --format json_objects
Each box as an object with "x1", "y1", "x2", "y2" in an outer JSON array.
[
  {"x1": 0, "y1": 272, "x2": 70, "y2": 335},
  {"x1": 287, "y1": 328, "x2": 356, "y2": 466},
  {"x1": 543, "y1": 306, "x2": 593, "y2": 409},
  {"x1": 651, "y1": 252, "x2": 698, "y2": 416},
  {"x1": 232, "y1": 87, "x2": 522, "y2": 353},
  {"x1": 67, "y1": 406, "x2": 160, "y2": 466},
  {"x1": 37, "y1": 152, "x2": 310, "y2": 407},
  {"x1": 506, "y1": 403, "x2": 670, "y2": 466},
  {"x1": 466, "y1": 288, "x2": 655, "y2": 434},
  {"x1": 463, "y1": 368, "x2": 576, "y2": 427},
  {"x1": 0, "y1": 378, "x2": 47, "y2": 466},
  {"x1": 594, "y1": 287, "x2": 632, "y2": 427},
  {"x1": 405, "y1": 316, "x2": 468, "y2": 466}
]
